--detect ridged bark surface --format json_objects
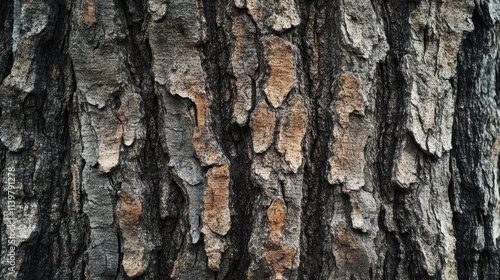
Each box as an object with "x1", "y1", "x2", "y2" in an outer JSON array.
[{"x1": 0, "y1": 0, "x2": 499, "y2": 279}]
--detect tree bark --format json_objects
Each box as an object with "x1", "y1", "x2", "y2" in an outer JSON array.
[{"x1": 0, "y1": 0, "x2": 499, "y2": 279}]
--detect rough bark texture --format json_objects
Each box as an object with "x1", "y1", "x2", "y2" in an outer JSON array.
[{"x1": 0, "y1": 0, "x2": 499, "y2": 279}]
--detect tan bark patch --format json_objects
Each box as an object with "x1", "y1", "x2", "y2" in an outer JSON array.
[
  {"x1": 202, "y1": 164, "x2": 231, "y2": 271},
  {"x1": 327, "y1": 74, "x2": 367, "y2": 190},
  {"x1": 337, "y1": 74, "x2": 365, "y2": 128},
  {"x1": 264, "y1": 247, "x2": 297, "y2": 280},
  {"x1": 263, "y1": 198, "x2": 297, "y2": 280},
  {"x1": 332, "y1": 225, "x2": 371, "y2": 278},
  {"x1": 117, "y1": 192, "x2": 141, "y2": 225},
  {"x1": 267, "y1": 198, "x2": 286, "y2": 245},
  {"x1": 117, "y1": 93, "x2": 144, "y2": 147},
  {"x1": 96, "y1": 115, "x2": 123, "y2": 174},
  {"x1": 193, "y1": 127, "x2": 226, "y2": 166},
  {"x1": 202, "y1": 230, "x2": 226, "y2": 271},
  {"x1": 203, "y1": 164, "x2": 231, "y2": 235},
  {"x1": 251, "y1": 101, "x2": 276, "y2": 153},
  {"x1": 82, "y1": 0, "x2": 96, "y2": 25},
  {"x1": 263, "y1": 36, "x2": 295, "y2": 108},
  {"x1": 194, "y1": 90, "x2": 207, "y2": 129},
  {"x1": 277, "y1": 96, "x2": 307, "y2": 173},
  {"x1": 192, "y1": 91, "x2": 227, "y2": 166},
  {"x1": 327, "y1": 121, "x2": 367, "y2": 190},
  {"x1": 117, "y1": 191, "x2": 146, "y2": 278}
]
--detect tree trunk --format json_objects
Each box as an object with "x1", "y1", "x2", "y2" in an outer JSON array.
[{"x1": 1, "y1": 0, "x2": 499, "y2": 279}]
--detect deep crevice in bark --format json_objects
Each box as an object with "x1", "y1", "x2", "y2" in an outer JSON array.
[
  {"x1": 299, "y1": 0, "x2": 338, "y2": 278},
  {"x1": 0, "y1": 0, "x2": 13, "y2": 84},
  {"x1": 453, "y1": 6, "x2": 500, "y2": 280}
]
